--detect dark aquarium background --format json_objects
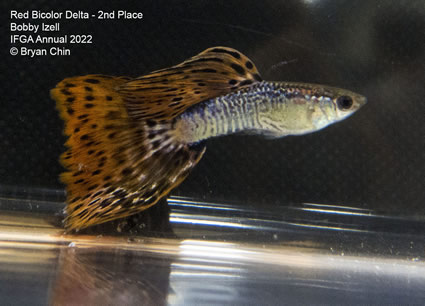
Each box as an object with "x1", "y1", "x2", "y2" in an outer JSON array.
[{"x1": 1, "y1": 0, "x2": 424, "y2": 214}]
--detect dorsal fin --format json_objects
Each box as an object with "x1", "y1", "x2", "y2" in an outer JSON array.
[{"x1": 118, "y1": 46, "x2": 262, "y2": 121}]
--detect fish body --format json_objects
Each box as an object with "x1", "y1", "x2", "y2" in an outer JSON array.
[
  {"x1": 51, "y1": 47, "x2": 366, "y2": 230},
  {"x1": 175, "y1": 81, "x2": 365, "y2": 143}
]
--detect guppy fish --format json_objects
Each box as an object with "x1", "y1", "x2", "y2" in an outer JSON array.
[{"x1": 51, "y1": 47, "x2": 366, "y2": 231}]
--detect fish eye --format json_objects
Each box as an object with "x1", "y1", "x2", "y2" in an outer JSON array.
[{"x1": 336, "y1": 95, "x2": 353, "y2": 110}]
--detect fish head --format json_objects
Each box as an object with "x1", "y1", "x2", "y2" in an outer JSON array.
[
  {"x1": 255, "y1": 82, "x2": 367, "y2": 137},
  {"x1": 308, "y1": 84, "x2": 367, "y2": 131},
  {"x1": 328, "y1": 86, "x2": 367, "y2": 121},
  {"x1": 284, "y1": 83, "x2": 367, "y2": 131}
]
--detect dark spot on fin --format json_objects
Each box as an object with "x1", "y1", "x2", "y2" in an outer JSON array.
[
  {"x1": 61, "y1": 89, "x2": 72, "y2": 96},
  {"x1": 191, "y1": 68, "x2": 217, "y2": 73},
  {"x1": 210, "y1": 47, "x2": 241, "y2": 59},
  {"x1": 84, "y1": 78, "x2": 100, "y2": 84},
  {"x1": 240, "y1": 80, "x2": 253, "y2": 86},
  {"x1": 231, "y1": 63, "x2": 245, "y2": 75}
]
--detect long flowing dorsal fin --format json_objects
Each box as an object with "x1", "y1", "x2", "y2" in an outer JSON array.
[
  {"x1": 52, "y1": 74, "x2": 205, "y2": 231},
  {"x1": 118, "y1": 46, "x2": 262, "y2": 121}
]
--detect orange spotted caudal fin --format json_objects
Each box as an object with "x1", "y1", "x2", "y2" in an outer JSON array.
[{"x1": 51, "y1": 47, "x2": 262, "y2": 231}]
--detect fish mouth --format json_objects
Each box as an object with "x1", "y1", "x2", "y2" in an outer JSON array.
[
  {"x1": 358, "y1": 95, "x2": 367, "y2": 107},
  {"x1": 351, "y1": 93, "x2": 367, "y2": 109}
]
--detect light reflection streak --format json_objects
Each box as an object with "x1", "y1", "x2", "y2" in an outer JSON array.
[
  {"x1": 171, "y1": 271, "x2": 241, "y2": 278},
  {"x1": 172, "y1": 262, "x2": 242, "y2": 273},
  {"x1": 302, "y1": 202, "x2": 371, "y2": 212},
  {"x1": 167, "y1": 197, "x2": 239, "y2": 211},
  {"x1": 0, "y1": 232, "x2": 61, "y2": 244},
  {"x1": 178, "y1": 256, "x2": 248, "y2": 267},
  {"x1": 286, "y1": 222, "x2": 369, "y2": 233},
  {"x1": 170, "y1": 214, "x2": 263, "y2": 230},
  {"x1": 299, "y1": 208, "x2": 372, "y2": 217},
  {"x1": 179, "y1": 240, "x2": 257, "y2": 261}
]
